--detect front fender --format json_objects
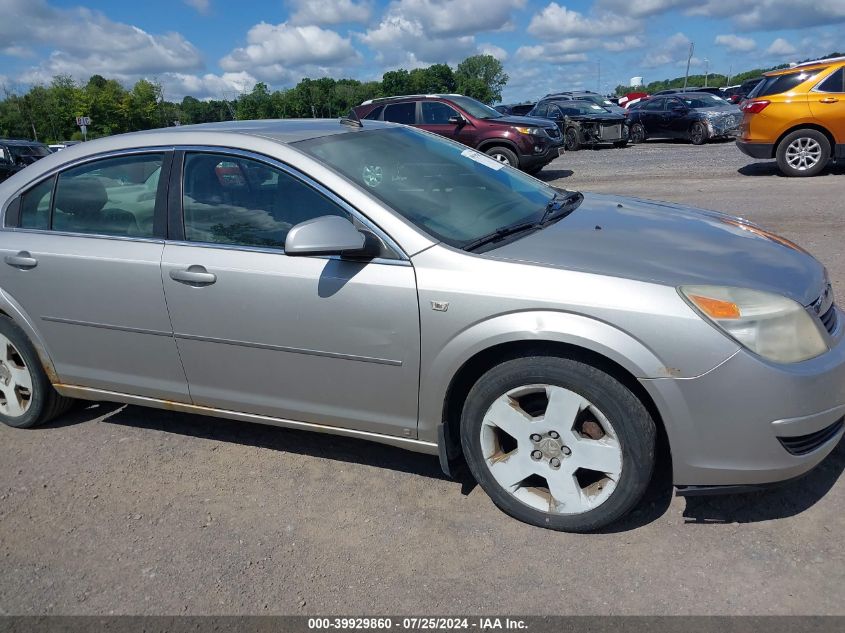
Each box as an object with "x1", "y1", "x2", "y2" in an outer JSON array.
[
  {"x1": 0, "y1": 286, "x2": 59, "y2": 383},
  {"x1": 417, "y1": 309, "x2": 670, "y2": 443}
]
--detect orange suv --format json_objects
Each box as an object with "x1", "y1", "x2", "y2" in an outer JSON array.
[{"x1": 737, "y1": 57, "x2": 845, "y2": 177}]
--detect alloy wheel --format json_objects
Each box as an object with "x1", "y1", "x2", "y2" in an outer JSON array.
[
  {"x1": 479, "y1": 384, "x2": 622, "y2": 515},
  {"x1": 785, "y1": 137, "x2": 822, "y2": 171},
  {"x1": 0, "y1": 333, "x2": 34, "y2": 418},
  {"x1": 490, "y1": 153, "x2": 512, "y2": 165}
]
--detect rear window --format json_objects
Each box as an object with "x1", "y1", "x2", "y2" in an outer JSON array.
[
  {"x1": 749, "y1": 70, "x2": 822, "y2": 98},
  {"x1": 383, "y1": 102, "x2": 416, "y2": 124}
]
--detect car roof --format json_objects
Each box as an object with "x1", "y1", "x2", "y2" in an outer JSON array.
[
  {"x1": 766, "y1": 57, "x2": 845, "y2": 76},
  {"x1": 0, "y1": 139, "x2": 48, "y2": 147}
]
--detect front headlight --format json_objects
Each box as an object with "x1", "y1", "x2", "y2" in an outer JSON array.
[
  {"x1": 679, "y1": 285, "x2": 829, "y2": 363},
  {"x1": 514, "y1": 126, "x2": 545, "y2": 136}
]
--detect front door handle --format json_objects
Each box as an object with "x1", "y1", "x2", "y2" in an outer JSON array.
[
  {"x1": 819, "y1": 97, "x2": 839, "y2": 103},
  {"x1": 5, "y1": 251, "x2": 37, "y2": 269},
  {"x1": 169, "y1": 265, "x2": 217, "y2": 286}
]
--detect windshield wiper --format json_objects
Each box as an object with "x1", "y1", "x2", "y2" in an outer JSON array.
[
  {"x1": 462, "y1": 220, "x2": 540, "y2": 252},
  {"x1": 539, "y1": 190, "x2": 584, "y2": 225}
]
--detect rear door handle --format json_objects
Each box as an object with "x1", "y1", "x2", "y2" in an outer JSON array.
[
  {"x1": 169, "y1": 265, "x2": 217, "y2": 286},
  {"x1": 5, "y1": 251, "x2": 38, "y2": 269},
  {"x1": 819, "y1": 97, "x2": 839, "y2": 103}
]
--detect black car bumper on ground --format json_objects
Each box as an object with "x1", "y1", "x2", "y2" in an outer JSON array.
[{"x1": 736, "y1": 140, "x2": 774, "y2": 159}]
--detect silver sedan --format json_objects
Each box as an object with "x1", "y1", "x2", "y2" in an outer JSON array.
[{"x1": 0, "y1": 119, "x2": 842, "y2": 531}]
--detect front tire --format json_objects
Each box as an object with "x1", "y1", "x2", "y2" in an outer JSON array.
[
  {"x1": 629, "y1": 123, "x2": 645, "y2": 144},
  {"x1": 776, "y1": 129, "x2": 830, "y2": 177},
  {"x1": 0, "y1": 317, "x2": 72, "y2": 429},
  {"x1": 460, "y1": 356, "x2": 656, "y2": 532},
  {"x1": 483, "y1": 146, "x2": 519, "y2": 168},
  {"x1": 564, "y1": 128, "x2": 580, "y2": 151},
  {"x1": 689, "y1": 121, "x2": 708, "y2": 145}
]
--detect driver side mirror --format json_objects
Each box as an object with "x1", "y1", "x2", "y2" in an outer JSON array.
[
  {"x1": 448, "y1": 115, "x2": 466, "y2": 126},
  {"x1": 285, "y1": 215, "x2": 380, "y2": 259}
]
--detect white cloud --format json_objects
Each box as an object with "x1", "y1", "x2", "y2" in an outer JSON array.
[
  {"x1": 640, "y1": 32, "x2": 693, "y2": 69},
  {"x1": 220, "y1": 22, "x2": 360, "y2": 81},
  {"x1": 158, "y1": 71, "x2": 256, "y2": 100},
  {"x1": 527, "y1": 3, "x2": 634, "y2": 40},
  {"x1": 515, "y1": 45, "x2": 587, "y2": 64},
  {"x1": 183, "y1": 0, "x2": 211, "y2": 14},
  {"x1": 688, "y1": 1, "x2": 845, "y2": 31},
  {"x1": 766, "y1": 37, "x2": 797, "y2": 56},
  {"x1": 2, "y1": 0, "x2": 203, "y2": 82},
  {"x1": 595, "y1": 0, "x2": 696, "y2": 18},
  {"x1": 378, "y1": 0, "x2": 525, "y2": 38},
  {"x1": 714, "y1": 34, "x2": 757, "y2": 52},
  {"x1": 289, "y1": 0, "x2": 372, "y2": 25},
  {"x1": 478, "y1": 44, "x2": 509, "y2": 61}
]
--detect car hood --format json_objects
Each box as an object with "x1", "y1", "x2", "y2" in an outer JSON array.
[
  {"x1": 491, "y1": 115, "x2": 556, "y2": 128},
  {"x1": 485, "y1": 193, "x2": 826, "y2": 306},
  {"x1": 567, "y1": 113, "x2": 626, "y2": 123}
]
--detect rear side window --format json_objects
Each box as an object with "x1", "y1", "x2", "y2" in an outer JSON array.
[
  {"x1": 363, "y1": 105, "x2": 383, "y2": 120},
  {"x1": 750, "y1": 71, "x2": 822, "y2": 97},
  {"x1": 53, "y1": 154, "x2": 163, "y2": 237},
  {"x1": 816, "y1": 68, "x2": 845, "y2": 93},
  {"x1": 19, "y1": 177, "x2": 54, "y2": 230},
  {"x1": 383, "y1": 102, "x2": 416, "y2": 124}
]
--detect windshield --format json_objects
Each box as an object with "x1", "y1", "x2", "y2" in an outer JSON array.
[
  {"x1": 562, "y1": 102, "x2": 611, "y2": 115},
  {"x1": 295, "y1": 127, "x2": 558, "y2": 248},
  {"x1": 680, "y1": 94, "x2": 728, "y2": 108},
  {"x1": 447, "y1": 95, "x2": 503, "y2": 119}
]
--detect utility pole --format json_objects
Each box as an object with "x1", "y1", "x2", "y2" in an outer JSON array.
[
  {"x1": 726, "y1": 63, "x2": 733, "y2": 87},
  {"x1": 597, "y1": 60, "x2": 601, "y2": 93},
  {"x1": 683, "y1": 42, "x2": 695, "y2": 91},
  {"x1": 704, "y1": 58, "x2": 710, "y2": 87}
]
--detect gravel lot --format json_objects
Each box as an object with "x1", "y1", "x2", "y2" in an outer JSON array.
[{"x1": 1, "y1": 140, "x2": 843, "y2": 616}]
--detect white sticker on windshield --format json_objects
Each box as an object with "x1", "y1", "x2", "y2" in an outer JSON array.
[
  {"x1": 590, "y1": 104, "x2": 603, "y2": 110},
  {"x1": 461, "y1": 148, "x2": 505, "y2": 170}
]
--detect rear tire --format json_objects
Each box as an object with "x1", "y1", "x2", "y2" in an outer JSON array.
[
  {"x1": 776, "y1": 129, "x2": 831, "y2": 177},
  {"x1": 629, "y1": 123, "x2": 645, "y2": 144},
  {"x1": 460, "y1": 355, "x2": 656, "y2": 532},
  {"x1": 0, "y1": 316, "x2": 72, "y2": 429},
  {"x1": 483, "y1": 146, "x2": 519, "y2": 168}
]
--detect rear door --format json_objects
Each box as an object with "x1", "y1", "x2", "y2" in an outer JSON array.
[
  {"x1": 0, "y1": 151, "x2": 190, "y2": 401},
  {"x1": 160, "y1": 149, "x2": 421, "y2": 437}
]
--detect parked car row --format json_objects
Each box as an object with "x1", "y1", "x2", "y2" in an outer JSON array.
[{"x1": 0, "y1": 140, "x2": 83, "y2": 183}]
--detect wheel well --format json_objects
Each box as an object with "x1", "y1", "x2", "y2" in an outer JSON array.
[
  {"x1": 775, "y1": 124, "x2": 836, "y2": 157},
  {"x1": 440, "y1": 340, "x2": 670, "y2": 469},
  {"x1": 477, "y1": 140, "x2": 519, "y2": 155}
]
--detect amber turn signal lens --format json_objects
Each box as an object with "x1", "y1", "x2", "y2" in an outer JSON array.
[{"x1": 688, "y1": 294, "x2": 741, "y2": 320}]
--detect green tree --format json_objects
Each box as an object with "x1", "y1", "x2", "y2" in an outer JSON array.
[
  {"x1": 381, "y1": 69, "x2": 412, "y2": 96},
  {"x1": 454, "y1": 55, "x2": 508, "y2": 104}
]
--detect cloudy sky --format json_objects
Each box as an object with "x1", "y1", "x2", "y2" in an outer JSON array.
[{"x1": 1, "y1": 0, "x2": 843, "y2": 103}]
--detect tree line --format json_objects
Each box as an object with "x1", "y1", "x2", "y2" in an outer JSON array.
[
  {"x1": 0, "y1": 55, "x2": 508, "y2": 144},
  {"x1": 615, "y1": 51, "x2": 844, "y2": 95}
]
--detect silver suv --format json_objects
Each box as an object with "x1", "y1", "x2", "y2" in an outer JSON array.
[{"x1": 0, "y1": 120, "x2": 842, "y2": 532}]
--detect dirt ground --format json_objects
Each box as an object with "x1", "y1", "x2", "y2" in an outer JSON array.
[{"x1": 1, "y1": 140, "x2": 843, "y2": 615}]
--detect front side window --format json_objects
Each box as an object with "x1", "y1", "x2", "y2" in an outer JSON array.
[
  {"x1": 295, "y1": 126, "x2": 556, "y2": 248},
  {"x1": 53, "y1": 154, "x2": 163, "y2": 237},
  {"x1": 19, "y1": 177, "x2": 54, "y2": 230},
  {"x1": 383, "y1": 102, "x2": 416, "y2": 124},
  {"x1": 421, "y1": 101, "x2": 458, "y2": 124},
  {"x1": 816, "y1": 67, "x2": 845, "y2": 93},
  {"x1": 643, "y1": 98, "x2": 665, "y2": 111},
  {"x1": 531, "y1": 103, "x2": 548, "y2": 117},
  {"x1": 182, "y1": 153, "x2": 348, "y2": 249}
]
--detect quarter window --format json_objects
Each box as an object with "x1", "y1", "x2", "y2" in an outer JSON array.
[
  {"x1": 52, "y1": 154, "x2": 163, "y2": 237},
  {"x1": 363, "y1": 105, "x2": 384, "y2": 120},
  {"x1": 421, "y1": 102, "x2": 458, "y2": 124},
  {"x1": 19, "y1": 177, "x2": 54, "y2": 230},
  {"x1": 181, "y1": 153, "x2": 348, "y2": 250},
  {"x1": 382, "y1": 102, "x2": 416, "y2": 124}
]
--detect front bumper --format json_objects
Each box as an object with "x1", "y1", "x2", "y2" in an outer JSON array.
[
  {"x1": 736, "y1": 140, "x2": 774, "y2": 159},
  {"x1": 518, "y1": 138, "x2": 563, "y2": 171},
  {"x1": 642, "y1": 305, "x2": 845, "y2": 487}
]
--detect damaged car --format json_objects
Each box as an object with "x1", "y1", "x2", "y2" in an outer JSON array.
[
  {"x1": 529, "y1": 99, "x2": 628, "y2": 151},
  {"x1": 627, "y1": 93, "x2": 742, "y2": 145}
]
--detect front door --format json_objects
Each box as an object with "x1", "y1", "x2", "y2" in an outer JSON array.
[
  {"x1": 0, "y1": 152, "x2": 190, "y2": 401},
  {"x1": 160, "y1": 150, "x2": 421, "y2": 437},
  {"x1": 417, "y1": 101, "x2": 475, "y2": 146},
  {"x1": 810, "y1": 67, "x2": 845, "y2": 145}
]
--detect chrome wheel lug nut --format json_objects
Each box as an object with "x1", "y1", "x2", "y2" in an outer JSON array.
[
  {"x1": 530, "y1": 433, "x2": 542, "y2": 442},
  {"x1": 549, "y1": 431, "x2": 560, "y2": 440},
  {"x1": 549, "y1": 457, "x2": 561, "y2": 469},
  {"x1": 530, "y1": 450, "x2": 543, "y2": 461},
  {"x1": 561, "y1": 446, "x2": 571, "y2": 456}
]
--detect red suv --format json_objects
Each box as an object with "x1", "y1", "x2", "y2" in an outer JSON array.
[{"x1": 353, "y1": 94, "x2": 563, "y2": 174}]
